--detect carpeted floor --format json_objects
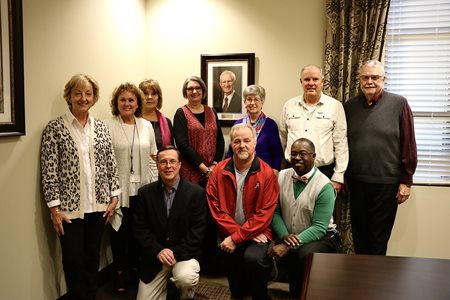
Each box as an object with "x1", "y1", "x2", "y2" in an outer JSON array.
[
  {"x1": 194, "y1": 276, "x2": 294, "y2": 300},
  {"x1": 95, "y1": 274, "x2": 293, "y2": 300},
  {"x1": 194, "y1": 279, "x2": 230, "y2": 299}
]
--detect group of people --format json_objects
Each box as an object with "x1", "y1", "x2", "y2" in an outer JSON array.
[{"x1": 41, "y1": 59, "x2": 417, "y2": 300}]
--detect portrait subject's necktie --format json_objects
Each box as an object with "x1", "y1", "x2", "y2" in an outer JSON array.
[{"x1": 222, "y1": 97, "x2": 229, "y2": 112}]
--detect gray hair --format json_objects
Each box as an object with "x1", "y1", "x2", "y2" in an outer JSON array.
[
  {"x1": 361, "y1": 60, "x2": 385, "y2": 76},
  {"x1": 243, "y1": 84, "x2": 265, "y2": 102},
  {"x1": 230, "y1": 123, "x2": 256, "y2": 141},
  {"x1": 219, "y1": 70, "x2": 236, "y2": 82},
  {"x1": 300, "y1": 64, "x2": 324, "y2": 79}
]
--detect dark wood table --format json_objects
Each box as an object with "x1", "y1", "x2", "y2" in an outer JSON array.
[{"x1": 300, "y1": 253, "x2": 450, "y2": 300}]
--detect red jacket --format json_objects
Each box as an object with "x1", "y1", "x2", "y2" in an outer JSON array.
[{"x1": 206, "y1": 156, "x2": 279, "y2": 244}]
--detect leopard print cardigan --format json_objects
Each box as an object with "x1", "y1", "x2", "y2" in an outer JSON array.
[{"x1": 41, "y1": 114, "x2": 120, "y2": 219}]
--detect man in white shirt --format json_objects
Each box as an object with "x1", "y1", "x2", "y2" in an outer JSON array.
[{"x1": 280, "y1": 64, "x2": 348, "y2": 192}]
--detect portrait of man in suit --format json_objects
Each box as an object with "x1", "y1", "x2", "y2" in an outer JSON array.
[{"x1": 213, "y1": 70, "x2": 242, "y2": 114}]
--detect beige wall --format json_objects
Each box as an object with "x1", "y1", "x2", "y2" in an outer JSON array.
[{"x1": 0, "y1": 0, "x2": 448, "y2": 299}]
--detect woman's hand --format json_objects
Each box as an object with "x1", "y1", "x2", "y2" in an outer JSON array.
[
  {"x1": 50, "y1": 206, "x2": 71, "y2": 236},
  {"x1": 103, "y1": 197, "x2": 119, "y2": 224},
  {"x1": 200, "y1": 163, "x2": 213, "y2": 178}
]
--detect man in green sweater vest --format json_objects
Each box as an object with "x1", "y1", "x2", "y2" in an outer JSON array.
[{"x1": 269, "y1": 138, "x2": 340, "y2": 298}]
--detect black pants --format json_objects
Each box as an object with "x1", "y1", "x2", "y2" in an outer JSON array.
[
  {"x1": 224, "y1": 241, "x2": 271, "y2": 300},
  {"x1": 200, "y1": 211, "x2": 226, "y2": 275},
  {"x1": 349, "y1": 179, "x2": 398, "y2": 255},
  {"x1": 59, "y1": 212, "x2": 105, "y2": 300},
  {"x1": 110, "y1": 196, "x2": 139, "y2": 272},
  {"x1": 281, "y1": 232, "x2": 340, "y2": 298}
]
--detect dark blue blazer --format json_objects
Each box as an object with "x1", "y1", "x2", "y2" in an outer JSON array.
[{"x1": 133, "y1": 177, "x2": 207, "y2": 283}]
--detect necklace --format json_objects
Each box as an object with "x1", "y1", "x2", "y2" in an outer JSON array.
[
  {"x1": 130, "y1": 123, "x2": 136, "y2": 174},
  {"x1": 120, "y1": 118, "x2": 137, "y2": 174}
]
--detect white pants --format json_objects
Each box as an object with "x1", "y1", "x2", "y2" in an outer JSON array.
[{"x1": 136, "y1": 258, "x2": 200, "y2": 300}]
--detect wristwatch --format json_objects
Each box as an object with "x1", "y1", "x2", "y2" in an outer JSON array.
[{"x1": 204, "y1": 167, "x2": 211, "y2": 176}]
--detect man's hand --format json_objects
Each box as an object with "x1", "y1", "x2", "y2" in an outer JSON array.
[
  {"x1": 282, "y1": 233, "x2": 301, "y2": 247},
  {"x1": 220, "y1": 236, "x2": 236, "y2": 253},
  {"x1": 331, "y1": 181, "x2": 343, "y2": 193},
  {"x1": 396, "y1": 184, "x2": 411, "y2": 204},
  {"x1": 268, "y1": 243, "x2": 290, "y2": 262},
  {"x1": 157, "y1": 248, "x2": 176, "y2": 267}
]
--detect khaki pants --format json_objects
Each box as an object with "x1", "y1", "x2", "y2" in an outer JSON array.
[{"x1": 136, "y1": 258, "x2": 200, "y2": 300}]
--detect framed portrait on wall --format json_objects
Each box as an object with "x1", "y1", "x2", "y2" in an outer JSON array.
[
  {"x1": 201, "y1": 53, "x2": 255, "y2": 126},
  {"x1": 0, "y1": 0, "x2": 25, "y2": 136}
]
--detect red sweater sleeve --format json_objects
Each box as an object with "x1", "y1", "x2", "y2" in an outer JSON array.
[{"x1": 400, "y1": 101, "x2": 417, "y2": 185}]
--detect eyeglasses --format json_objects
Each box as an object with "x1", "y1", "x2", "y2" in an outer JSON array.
[
  {"x1": 157, "y1": 159, "x2": 179, "y2": 166},
  {"x1": 290, "y1": 151, "x2": 314, "y2": 159},
  {"x1": 245, "y1": 97, "x2": 262, "y2": 103},
  {"x1": 359, "y1": 75, "x2": 384, "y2": 82},
  {"x1": 186, "y1": 86, "x2": 202, "y2": 92}
]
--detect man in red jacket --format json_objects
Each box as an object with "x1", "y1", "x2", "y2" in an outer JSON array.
[{"x1": 206, "y1": 123, "x2": 279, "y2": 300}]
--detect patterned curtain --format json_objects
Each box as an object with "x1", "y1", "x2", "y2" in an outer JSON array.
[{"x1": 323, "y1": 0, "x2": 390, "y2": 254}]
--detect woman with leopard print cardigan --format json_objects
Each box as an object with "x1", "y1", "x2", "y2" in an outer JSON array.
[{"x1": 40, "y1": 74, "x2": 121, "y2": 300}]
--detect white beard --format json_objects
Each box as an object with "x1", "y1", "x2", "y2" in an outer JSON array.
[{"x1": 237, "y1": 151, "x2": 250, "y2": 160}]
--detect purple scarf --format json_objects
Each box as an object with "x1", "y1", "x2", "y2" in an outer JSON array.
[{"x1": 243, "y1": 111, "x2": 266, "y2": 139}]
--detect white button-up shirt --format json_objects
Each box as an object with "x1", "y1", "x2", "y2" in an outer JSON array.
[
  {"x1": 280, "y1": 92, "x2": 348, "y2": 183},
  {"x1": 66, "y1": 109, "x2": 95, "y2": 213}
]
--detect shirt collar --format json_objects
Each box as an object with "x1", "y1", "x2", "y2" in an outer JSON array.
[
  {"x1": 296, "y1": 167, "x2": 315, "y2": 180},
  {"x1": 300, "y1": 92, "x2": 324, "y2": 106},
  {"x1": 225, "y1": 90, "x2": 235, "y2": 100},
  {"x1": 162, "y1": 176, "x2": 180, "y2": 192},
  {"x1": 65, "y1": 107, "x2": 91, "y2": 126},
  {"x1": 365, "y1": 90, "x2": 384, "y2": 106}
]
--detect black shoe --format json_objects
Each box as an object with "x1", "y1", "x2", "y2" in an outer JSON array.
[{"x1": 115, "y1": 272, "x2": 126, "y2": 293}]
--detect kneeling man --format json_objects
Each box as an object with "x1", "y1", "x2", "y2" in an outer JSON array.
[
  {"x1": 206, "y1": 123, "x2": 279, "y2": 299},
  {"x1": 134, "y1": 145, "x2": 207, "y2": 299},
  {"x1": 268, "y1": 138, "x2": 340, "y2": 298}
]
